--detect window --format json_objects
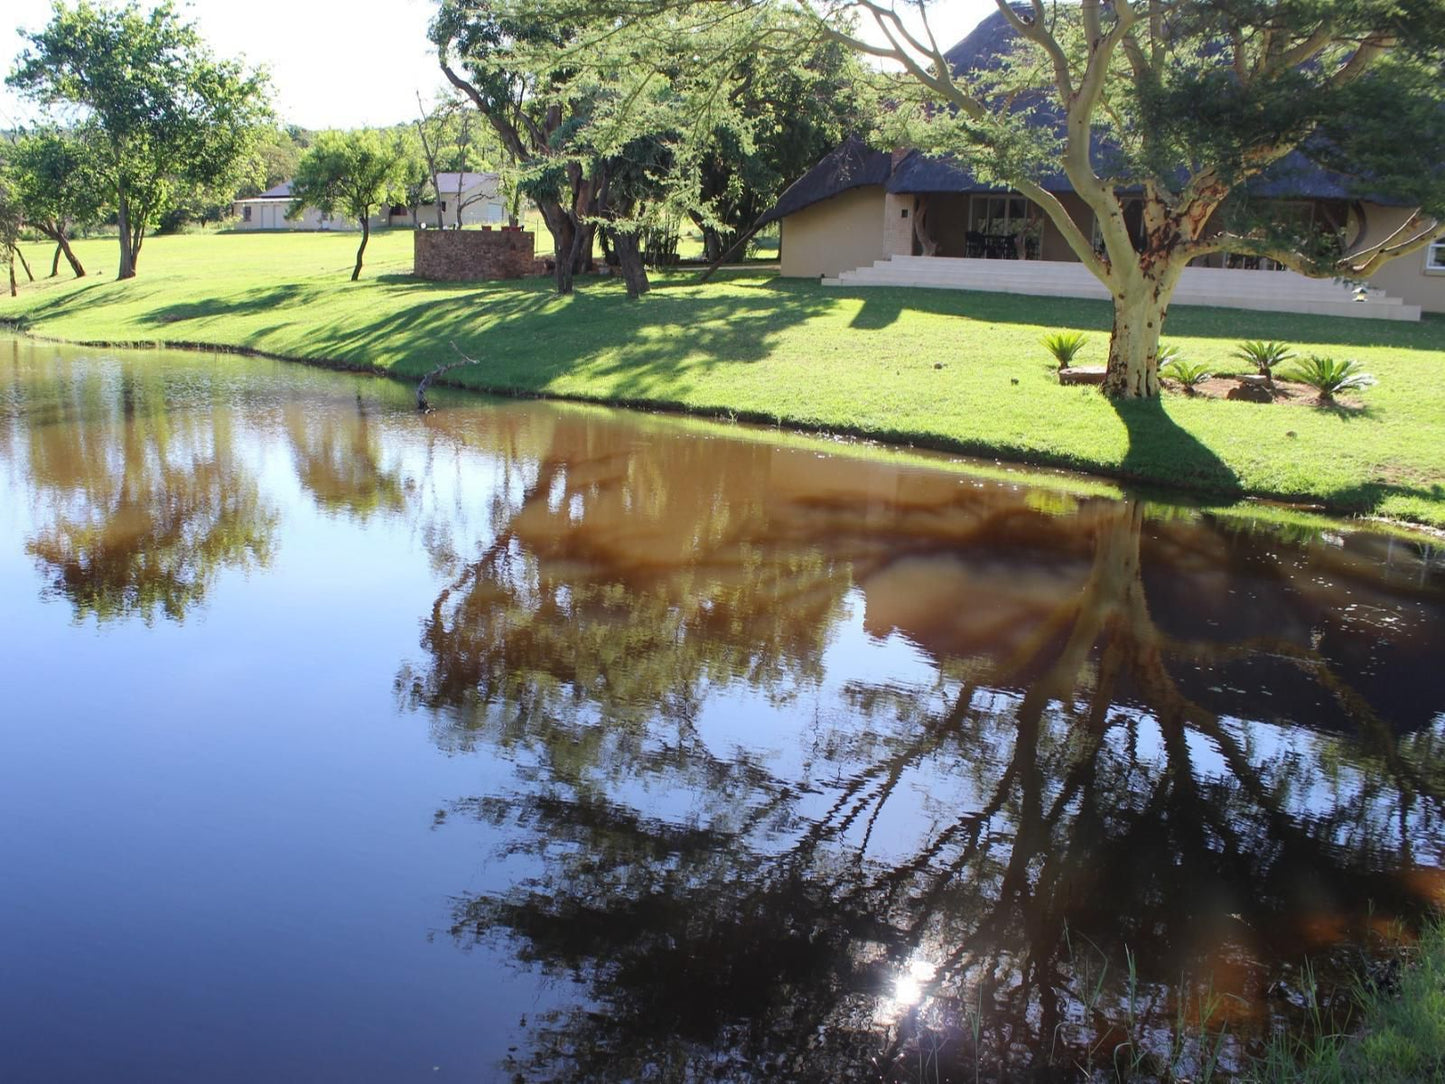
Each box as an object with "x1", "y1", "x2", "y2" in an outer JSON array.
[
  {"x1": 1427, "y1": 240, "x2": 1445, "y2": 274},
  {"x1": 242, "y1": 206, "x2": 252, "y2": 223},
  {"x1": 440, "y1": 201, "x2": 448, "y2": 212}
]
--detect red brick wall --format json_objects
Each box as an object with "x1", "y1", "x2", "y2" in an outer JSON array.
[{"x1": 413, "y1": 229, "x2": 537, "y2": 281}]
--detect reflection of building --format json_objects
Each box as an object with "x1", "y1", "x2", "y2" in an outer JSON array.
[
  {"x1": 764, "y1": 9, "x2": 1444, "y2": 319},
  {"x1": 231, "y1": 173, "x2": 506, "y2": 232}
]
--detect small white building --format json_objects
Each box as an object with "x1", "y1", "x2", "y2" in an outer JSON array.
[
  {"x1": 232, "y1": 182, "x2": 359, "y2": 231},
  {"x1": 394, "y1": 172, "x2": 507, "y2": 229},
  {"x1": 232, "y1": 173, "x2": 508, "y2": 232}
]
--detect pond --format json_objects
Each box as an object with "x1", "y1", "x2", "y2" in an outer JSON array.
[{"x1": 0, "y1": 336, "x2": 1442, "y2": 1083}]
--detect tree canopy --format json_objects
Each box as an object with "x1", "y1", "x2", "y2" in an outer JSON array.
[
  {"x1": 431, "y1": 0, "x2": 877, "y2": 294},
  {"x1": 6, "y1": 0, "x2": 270, "y2": 279}
]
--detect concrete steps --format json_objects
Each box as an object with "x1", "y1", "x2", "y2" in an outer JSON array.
[{"x1": 823, "y1": 256, "x2": 1421, "y2": 321}]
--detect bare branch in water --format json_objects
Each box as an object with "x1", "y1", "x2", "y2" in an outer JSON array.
[{"x1": 416, "y1": 343, "x2": 480, "y2": 412}]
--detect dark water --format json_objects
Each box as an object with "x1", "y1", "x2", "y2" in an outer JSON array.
[{"x1": 0, "y1": 336, "x2": 1441, "y2": 1083}]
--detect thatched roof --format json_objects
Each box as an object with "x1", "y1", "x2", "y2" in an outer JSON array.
[
  {"x1": 765, "y1": 6, "x2": 1409, "y2": 221},
  {"x1": 757, "y1": 137, "x2": 892, "y2": 226}
]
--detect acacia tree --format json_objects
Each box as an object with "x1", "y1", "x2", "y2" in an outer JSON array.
[
  {"x1": 9, "y1": 128, "x2": 107, "y2": 278},
  {"x1": 7, "y1": 1, "x2": 270, "y2": 280},
  {"x1": 431, "y1": 1, "x2": 603, "y2": 293},
  {"x1": 288, "y1": 130, "x2": 407, "y2": 281},
  {"x1": 804, "y1": 0, "x2": 1445, "y2": 397}
]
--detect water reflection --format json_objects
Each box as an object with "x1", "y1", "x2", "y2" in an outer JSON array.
[
  {"x1": 401, "y1": 408, "x2": 1445, "y2": 1080},
  {"x1": 8, "y1": 354, "x2": 275, "y2": 623},
  {"x1": 2, "y1": 339, "x2": 1441, "y2": 1080},
  {"x1": 284, "y1": 397, "x2": 406, "y2": 520}
]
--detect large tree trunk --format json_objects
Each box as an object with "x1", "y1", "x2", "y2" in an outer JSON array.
[
  {"x1": 611, "y1": 229, "x2": 650, "y2": 299},
  {"x1": 352, "y1": 216, "x2": 370, "y2": 281},
  {"x1": 15, "y1": 247, "x2": 34, "y2": 283},
  {"x1": 7, "y1": 256, "x2": 16, "y2": 297},
  {"x1": 51, "y1": 245, "x2": 62, "y2": 278},
  {"x1": 1101, "y1": 274, "x2": 1173, "y2": 399},
  {"x1": 116, "y1": 189, "x2": 137, "y2": 280}
]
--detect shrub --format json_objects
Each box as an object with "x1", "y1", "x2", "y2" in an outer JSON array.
[
  {"x1": 1285, "y1": 354, "x2": 1376, "y2": 401},
  {"x1": 1162, "y1": 357, "x2": 1213, "y2": 394},
  {"x1": 1232, "y1": 340, "x2": 1295, "y2": 383},
  {"x1": 1156, "y1": 343, "x2": 1183, "y2": 368},
  {"x1": 1041, "y1": 331, "x2": 1088, "y2": 368}
]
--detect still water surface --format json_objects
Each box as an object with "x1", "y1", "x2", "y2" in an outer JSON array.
[{"x1": 1, "y1": 337, "x2": 1442, "y2": 1082}]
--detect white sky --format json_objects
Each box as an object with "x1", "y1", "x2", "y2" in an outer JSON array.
[{"x1": 1, "y1": 0, "x2": 1001, "y2": 132}]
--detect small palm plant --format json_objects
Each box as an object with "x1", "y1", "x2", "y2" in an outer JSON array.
[
  {"x1": 1284, "y1": 354, "x2": 1376, "y2": 402},
  {"x1": 1232, "y1": 340, "x2": 1295, "y2": 385},
  {"x1": 1042, "y1": 331, "x2": 1088, "y2": 368},
  {"x1": 1162, "y1": 356, "x2": 1213, "y2": 395}
]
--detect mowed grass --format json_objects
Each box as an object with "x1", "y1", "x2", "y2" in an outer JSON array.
[{"x1": 4, "y1": 228, "x2": 1444, "y2": 526}]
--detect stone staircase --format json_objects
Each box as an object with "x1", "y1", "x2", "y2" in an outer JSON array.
[{"x1": 823, "y1": 255, "x2": 1421, "y2": 321}]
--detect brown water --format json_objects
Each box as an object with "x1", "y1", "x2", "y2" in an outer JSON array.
[{"x1": 1, "y1": 336, "x2": 1441, "y2": 1082}]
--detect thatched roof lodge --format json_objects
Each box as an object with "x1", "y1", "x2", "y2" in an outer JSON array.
[{"x1": 763, "y1": 8, "x2": 1444, "y2": 320}]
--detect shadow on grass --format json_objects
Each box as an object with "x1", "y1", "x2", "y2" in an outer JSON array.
[
  {"x1": 803, "y1": 278, "x2": 1445, "y2": 352},
  {"x1": 849, "y1": 294, "x2": 904, "y2": 330},
  {"x1": 142, "y1": 284, "x2": 314, "y2": 324},
  {"x1": 1110, "y1": 396, "x2": 1244, "y2": 500},
  {"x1": 143, "y1": 272, "x2": 839, "y2": 403}
]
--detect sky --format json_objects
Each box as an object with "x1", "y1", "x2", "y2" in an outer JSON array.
[{"x1": 1, "y1": 0, "x2": 1001, "y2": 132}]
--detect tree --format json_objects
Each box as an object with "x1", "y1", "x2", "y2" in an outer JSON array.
[
  {"x1": 803, "y1": 0, "x2": 1445, "y2": 398},
  {"x1": 7, "y1": 0, "x2": 270, "y2": 280},
  {"x1": 288, "y1": 129, "x2": 407, "y2": 281},
  {"x1": 8, "y1": 128, "x2": 107, "y2": 278},
  {"x1": 431, "y1": 1, "x2": 604, "y2": 294},
  {"x1": 236, "y1": 124, "x2": 308, "y2": 199},
  {"x1": 685, "y1": 15, "x2": 874, "y2": 263},
  {"x1": 0, "y1": 169, "x2": 24, "y2": 297}
]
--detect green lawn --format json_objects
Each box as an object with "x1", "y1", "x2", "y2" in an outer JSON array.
[{"x1": 4, "y1": 228, "x2": 1444, "y2": 527}]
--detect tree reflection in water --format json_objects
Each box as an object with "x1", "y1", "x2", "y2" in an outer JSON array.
[
  {"x1": 283, "y1": 396, "x2": 406, "y2": 520},
  {"x1": 10, "y1": 356, "x2": 275, "y2": 623},
  {"x1": 400, "y1": 409, "x2": 1445, "y2": 1081}
]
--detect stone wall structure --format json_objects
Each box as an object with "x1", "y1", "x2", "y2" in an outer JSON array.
[{"x1": 414, "y1": 228, "x2": 536, "y2": 281}]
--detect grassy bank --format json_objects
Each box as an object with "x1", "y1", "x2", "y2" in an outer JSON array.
[
  {"x1": 1250, "y1": 919, "x2": 1445, "y2": 1083},
  {"x1": 4, "y1": 229, "x2": 1444, "y2": 527}
]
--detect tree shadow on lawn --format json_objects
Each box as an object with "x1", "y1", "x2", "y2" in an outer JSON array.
[
  {"x1": 1110, "y1": 395, "x2": 1243, "y2": 501},
  {"x1": 807, "y1": 280, "x2": 1445, "y2": 352},
  {"x1": 283, "y1": 276, "x2": 837, "y2": 400},
  {"x1": 4, "y1": 279, "x2": 122, "y2": 326},
  {"x1": 140, "y1": 284, "x2": 315, "y2": 324}
]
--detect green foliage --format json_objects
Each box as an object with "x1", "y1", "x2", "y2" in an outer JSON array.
[
  {"x1": 6, "y1": 0, "x2": 271, "y2": 276},
  {"x1": 7, "y1": 129, "x2": 107, "y2": 234},
  {"x1": 1162, "y1": 357, "x2": 1214, "y2": 394},
  {"x1": 433, "y1": 0, "x2": 878, "y2": 285},
  {"x1": 236, "y1": 125, "x2": 310, "y2": 200},
  {"x1": 1042, "y1": 330, "x2": 1088, "y2": 367},
  {"x1": 1285, "y1": 355, "x2": 1377, "y2": 400},
  {"x1": 1234, "y1": 340, "x2": 1296, "y2": 381}
]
